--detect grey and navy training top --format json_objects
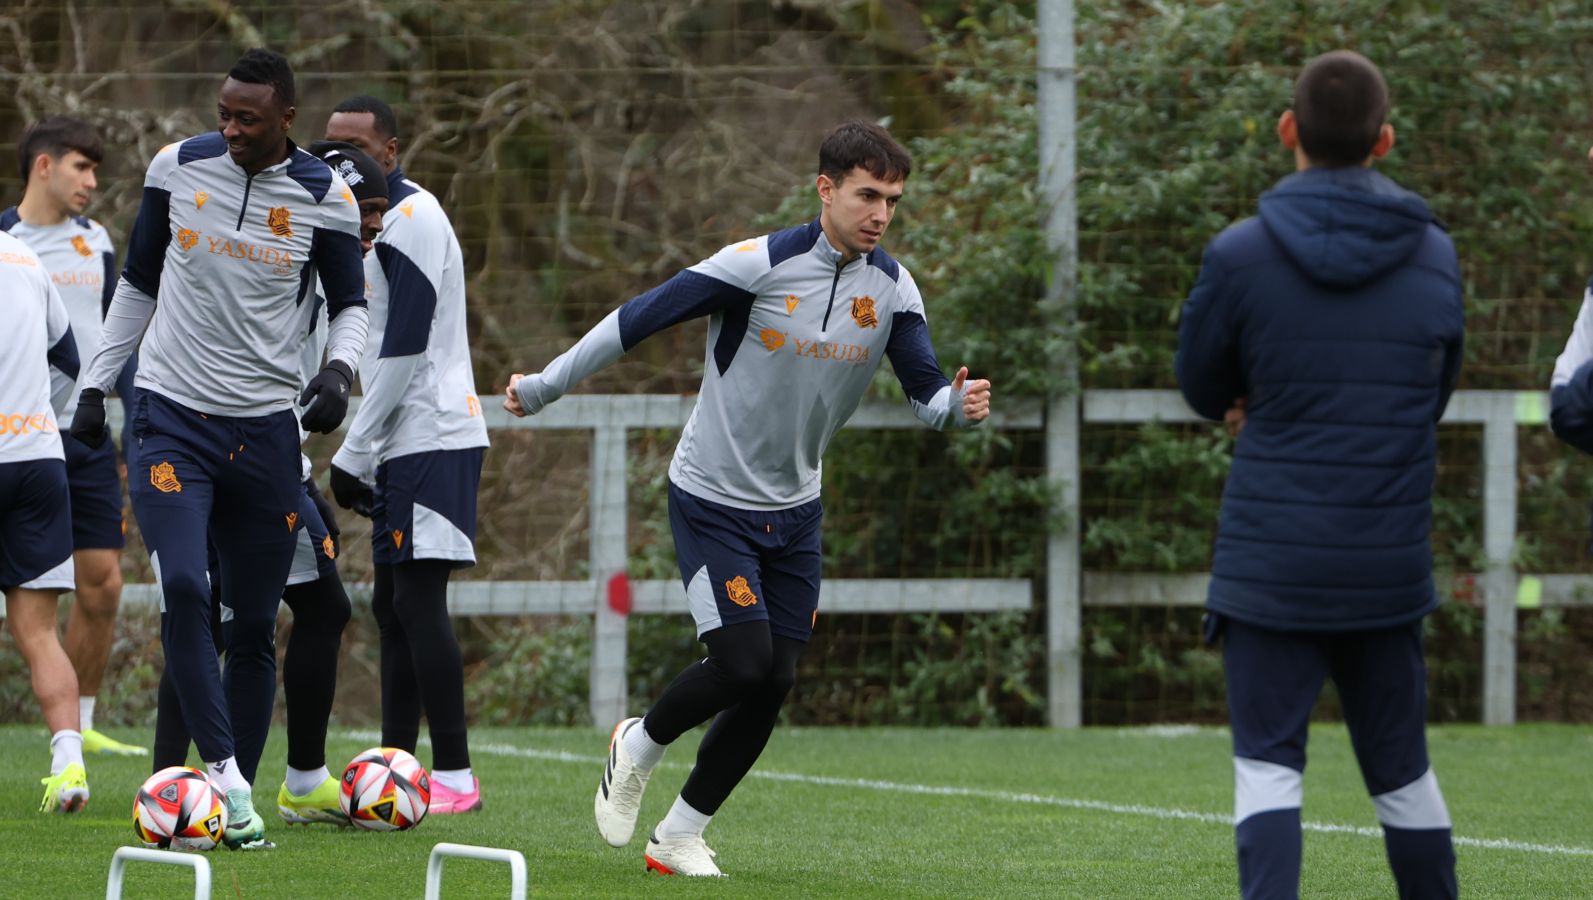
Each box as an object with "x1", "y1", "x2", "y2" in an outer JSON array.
[
  {"x1": 0, "y1": 229, "x2": 77, "y2": 464},
  {"x1": 82, "y1": 132, "x2": 368, "y2": 416},
  {"x1": 515, "y1": 217, "x2": 975, "y2": 510},
  {"x1": 0, "y1": 210, "x2": 114, "y2": 422},
  {"x1": 331, "y1": 168, "x2": 488, "y2": 482}
]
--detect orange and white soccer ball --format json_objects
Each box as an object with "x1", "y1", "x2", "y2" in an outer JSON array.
[
  {"x1": 132, "y1": 766, "x2": 228, "y2": 850},
  {"x1": 339, "y1": 747, "x2": 430, "y2": 831}
]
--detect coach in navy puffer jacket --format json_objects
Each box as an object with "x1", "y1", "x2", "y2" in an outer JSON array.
[{"x1": 1176, "y1": 165, "x2": 1465, "y2": 632}]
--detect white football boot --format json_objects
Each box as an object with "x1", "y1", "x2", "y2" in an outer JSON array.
[
  {"x1": 594, "y1": 717, "x2": 651, "y2": 847},
  {"x1": 644, "y1": 830, "x2": 724, "y2": 877}
]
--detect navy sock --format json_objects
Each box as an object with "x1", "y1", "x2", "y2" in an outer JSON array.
[
  {"x1": 1382, "y1": 825, "x2": 1457, "y2": 900},
  {"x1": 1236, "y1": 808, "x2": 1302, "y2": 900}
]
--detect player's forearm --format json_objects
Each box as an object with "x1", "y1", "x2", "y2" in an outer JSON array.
[
  {"x1": 909, "y1": 383, "x2": 970, "y2": 431},
  {"x1": 82, "y1": 278, "x2": 155, "y2": 393},
  {"x1": 333, "y1": 352, "x2": 423, "y2": 479},
  {"x1": 325, "y1": 305, "x2": 370, "y2": 373},
  {"x1": 884, "y1": 312, "x2": 971, "y2": 431},
  {"x1": 514, "y1": 309, "x2": 624, "y2": 414}
]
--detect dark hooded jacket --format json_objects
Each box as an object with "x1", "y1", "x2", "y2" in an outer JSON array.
[{"x1": 1176, "y1": 167, "x2": 1464, "y2": 632}]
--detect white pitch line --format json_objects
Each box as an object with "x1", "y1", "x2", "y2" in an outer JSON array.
[{"x1": 343, "y1": 731, "x2": 1593, "y2": 858}]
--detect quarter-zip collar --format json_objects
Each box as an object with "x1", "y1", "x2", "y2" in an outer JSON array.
[
  {"x1": 222, "y1": 137, "x2": 300, "y2": 180},
  {"x1": 810, "y1": 216, "x2": 868, "y2": 271}
]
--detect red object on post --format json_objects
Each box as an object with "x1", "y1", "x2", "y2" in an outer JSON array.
[{"x1": 607, "y1": 572, "x2": 633, "y2": 616}]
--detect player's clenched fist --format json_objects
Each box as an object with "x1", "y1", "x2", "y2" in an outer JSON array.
[
  {"x1": 504, "y1": 373, "x2": 526, "y2": 416},
  {"x1": 951, "y1": 366, "x2": 992, "y2": 423},
  {"x1": 504, "y1": 372, "x2": 549, "y2": 417}
]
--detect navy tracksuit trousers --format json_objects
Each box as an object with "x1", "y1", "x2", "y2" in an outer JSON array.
[{"x1": 130, "y1": 389, "x2": 300, "y2": 774}]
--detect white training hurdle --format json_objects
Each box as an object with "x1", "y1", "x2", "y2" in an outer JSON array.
[
  {"x1": 424, "y1": 842, "x2": 527, "y2": 899},
  {"x1": 105, "y1": 846, "x2": 211, "y2": 900}
]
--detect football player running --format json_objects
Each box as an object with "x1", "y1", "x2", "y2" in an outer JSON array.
[{"x1": 506, "y1": 121, "x2": 992, "y2": 876}]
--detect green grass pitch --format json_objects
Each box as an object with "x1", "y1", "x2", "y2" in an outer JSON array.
[{"x1": 1, "y1": 724, "x2": 1588, "y2": 897}]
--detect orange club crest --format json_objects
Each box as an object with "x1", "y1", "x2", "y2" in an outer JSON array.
[
  {"x1": 759, "y1": 328, "x2": 785, "y2": 352},
  {"x1": 322, "y1": 535, "x2": 337, "y2": 559},
  {"x1": 850, "y1": 295, "x2": 878, "y2": 329},
  {"x1": 150, "y1": 461, "x2": 182, "y2": 493},
  {"x1": 70, "y1": 235, "x2": 94, "y2": 258},
  {"x1": 267, "y1": 206, "x2": 293, "y2": 238},
  {"x1": 177, "y1": 229, "x2": 199, "y2": 251},
  {"x1": 725, "y1": 575, "x2": 758, "y2": 608}
]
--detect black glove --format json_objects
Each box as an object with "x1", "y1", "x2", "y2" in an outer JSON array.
[
  {"x1": 305, "y1": 476, "x2": 342, "y2": 557},
  {"x1": 298, "y1": 360, "x2": 354, "y2": 434},
  {"x1": 69, "y1": 388, "x2": 109, "y2": 448},
  {"x1": 329, "y1": 463, "x2": 374, "y2": 518}
]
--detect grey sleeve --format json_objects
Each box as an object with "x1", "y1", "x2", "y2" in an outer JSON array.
[
  {"x1": 513, "y1": 309, "x2": 624, "y2": 415},
  {"x1": 325, "y1": 304, "x2": 370, "y2": 374},
  {"x1": 82, "y1": 276, "x2": 156, "y2": 394}
]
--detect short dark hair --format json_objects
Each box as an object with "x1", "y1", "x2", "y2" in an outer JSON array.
[
  {"x1": 819, "y1": 121, "x2": 912, "y2": 185},
  {"x1": 332, "y1": 95, "x2": 399, "y2": 141},
  {"x1": 228, "y1": 47, "x2": 295, "y2": 107},
  {"x1": 17, "y1": 117, "x2": 103, "y2": 184},
  {"x1": 1292, "y1": 50, "x2": 1388, "y2": 167}
]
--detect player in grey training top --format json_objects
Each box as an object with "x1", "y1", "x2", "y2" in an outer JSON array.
[
  {"x1": 507, "y1": 121, "x2": 992, "y2": 877},
  {"x1": 0, "y1": 226, "x2": 89, "y2": 813},
  {"x1": 3, "y1": 116, "x2": 147, "y2": 757},
  {"x1": 70, "y1": 48, "x2": 369, "y2": 850},
  {"x1": 323, "y1": 95, "x2": 489, "y2": 814}
]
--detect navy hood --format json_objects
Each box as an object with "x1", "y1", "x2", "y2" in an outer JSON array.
[{"x1": 1257, "y1": 168, "x2": 1434, "y2": 289}]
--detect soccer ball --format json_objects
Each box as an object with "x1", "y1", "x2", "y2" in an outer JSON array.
[
  {"x1": 132, "y1": 766, "x2": 228, "y2": 851},
  {"x1": 340, "y1": 747, "x2": 430, "y2": 831}
]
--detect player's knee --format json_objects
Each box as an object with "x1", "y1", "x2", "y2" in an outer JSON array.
[
  {"x1": 286, "y1": 579, "x2": 351, "y2": 631},
  {"x1": 156, "y1": 567, "x2": 211, "y2": 609},
  {"x1": 306, "y1": 587, "x2": 352, "y2": 637},
  {"x1": 325, "y1": 586, "x2": 352, "y2": 630},
  {"x1": 5, "y1": 602, "x2": 57, "y2": 647},
  {"x1": 711, "y1": 650, "x2": 775, "y2": 692},
  {"x1": 76, "y1": 550, "x2": 122, "y2": 584},
  {"x1": 73, "y1": 570, "x2": 123, "y2": 618},
  {"x1": 226, "y1": 601, "x2": 280, "y2": 640},
  {"x1": 764, "y1": 666, "x2": 797, "y2": 701}
]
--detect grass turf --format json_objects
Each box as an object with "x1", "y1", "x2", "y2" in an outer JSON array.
[{"x1": 0, "y1": 724, "x2": 1589, "y2": 897}]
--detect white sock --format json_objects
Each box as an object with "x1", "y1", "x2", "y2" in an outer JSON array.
[
  {"x1": 79, "y1": 697, "x2": 96, "y2": 733},
  {"x1": 207, "y1": 757, "x2": 249, "y2": 794},
  {"x1": 50, "y1": 730, "x2": 84, "y2": 775},
  {"x1": 623, "y1": 719, "x2": 666, "y2": 771},
  {"x1": 285, "y1": 765, "x2": 330, "y2": 796},
  {"x1": 433, "y1": 767, "x2": 474, "y2": 794},
  {"x1": 656, "y1": 794, "x2": 711, "y2": 839}
]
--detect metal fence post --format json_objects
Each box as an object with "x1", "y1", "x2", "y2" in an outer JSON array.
[
  {"x1": 588, "y1": 425, "x2": 628, "y2": 729},
  {"x1": 1482, "y1": 392, "x2": 1518, "y2": 725},
  {"x1": 1046, "y1": 397, "x2": 1082, "y2": 728},
  {"x1": 1039, "y1": 0, "x2": 1081, "y2": 727}
]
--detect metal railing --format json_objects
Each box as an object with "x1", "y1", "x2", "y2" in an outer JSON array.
[
  {"x1": 1076, "y1": 388, "x2": 1579, "y2": 727},
  {"x1": 80, "y1": 390, "x2": 1590, "y2": 726}
]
